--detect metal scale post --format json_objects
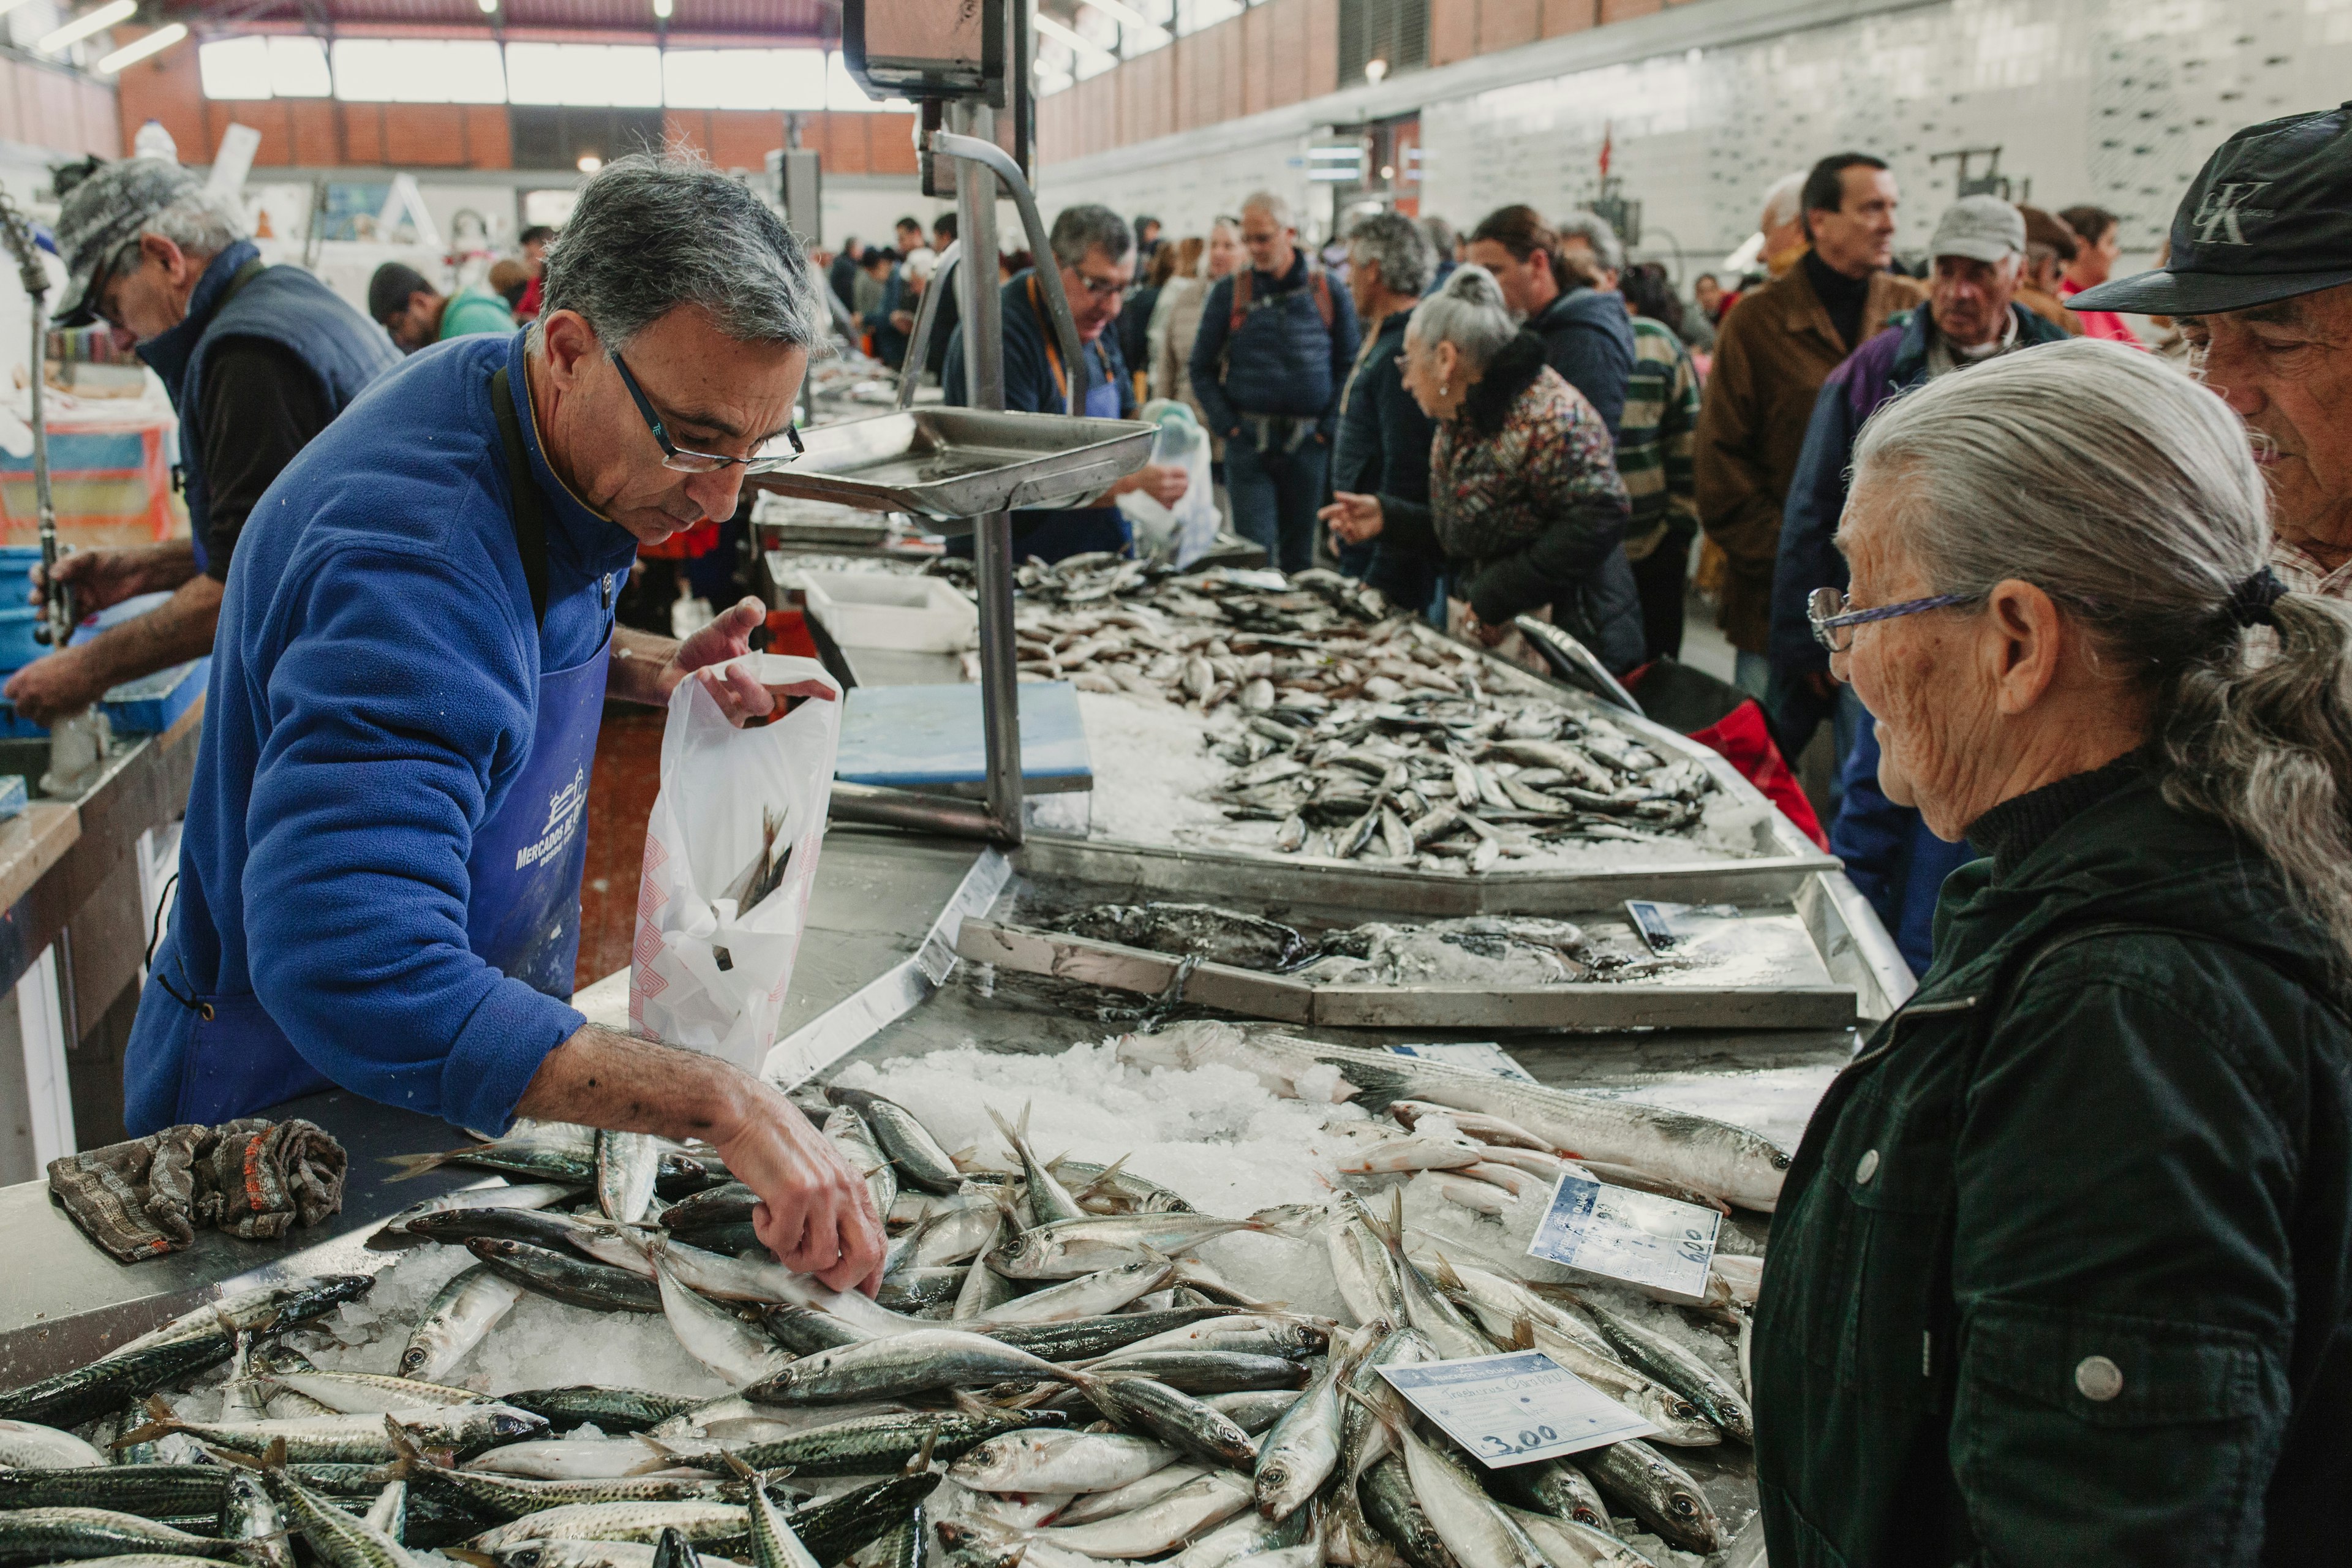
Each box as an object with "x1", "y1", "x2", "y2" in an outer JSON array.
[
  {"x1": 808, "y1": 0, "x2": 1139, "y2": 846},
  {"x1": 0, "y1": 189, "x2": 105, "y2": 797}
]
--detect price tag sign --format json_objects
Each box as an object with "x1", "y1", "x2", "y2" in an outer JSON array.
[
  {"x1": 1379, "y1": 1350, "x2": 1657, "y2": 1466},
  {"x1": 1384, "y1": 1042, "x2": 1536, "y2": 1082},
  {"x1": 1526, "y1": 1172, "x2": 1721, "y2": 1300}
]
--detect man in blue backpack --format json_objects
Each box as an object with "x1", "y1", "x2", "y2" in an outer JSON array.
[{"x1": 1189, "y1": 190, "x2": 1360, "y2": 571}]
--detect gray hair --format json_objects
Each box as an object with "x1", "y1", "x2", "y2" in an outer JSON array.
[
  {"x1": 1556, "y1": 210, "x2": 1624, "y2": 275},
  {"x1": 1347, "y1": 211, "x2": 1434, "y2": 298},
  {"x1": 1049, "y1": 205, "x2": 1134, "y2": 271},
  {"x1": 1760, "y1": 171, "x2": 1806, "y2": 231},
  {"x1": 1852, "y1": 336, "x2": 2352, "y2": 969},
  {"x1": 1240, "y1": 189, "x2": 1294, "y2": 230},
  {"x1": 142, "y1": 186, "x2": 245, "y2": 260},
  {"x1": 1419, "y1": 214, "x2": 1457, "y2": 257},
  {"x1": 537, "y1": 151, "x2": 824, "y2": 353},
  {"x1": 1406, "y1": 263, "x2": 1517, "y2": 372}
]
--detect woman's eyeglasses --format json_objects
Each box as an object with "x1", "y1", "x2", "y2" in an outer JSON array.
[
  {"x1": 1807, "y1": 586, "x2": 1972, "y2": 652},
  {"x1": 611, "y1": 351, "x2": 803, "y2": 475}
]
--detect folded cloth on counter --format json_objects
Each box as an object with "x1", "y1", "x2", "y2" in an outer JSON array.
[{"x1": 46, "y1": 1117, "x2": 347, "y2": 1262}]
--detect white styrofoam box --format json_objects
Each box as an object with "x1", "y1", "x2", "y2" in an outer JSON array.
[{"x1": 800, "y1": 570, "x2": 979, "y2": 653}]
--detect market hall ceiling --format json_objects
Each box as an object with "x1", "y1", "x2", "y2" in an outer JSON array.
[{"x1": 156, "y1": 0, "x2": 836, "y2": 34}]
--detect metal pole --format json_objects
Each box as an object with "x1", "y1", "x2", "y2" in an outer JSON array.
[{"x1": 951, "y1": 98, "x2": 1025, "y2": 847}]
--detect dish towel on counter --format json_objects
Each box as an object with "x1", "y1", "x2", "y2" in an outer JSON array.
[{"x1": 46, "y1": 1117, "x2": 348, "y2": 1262}]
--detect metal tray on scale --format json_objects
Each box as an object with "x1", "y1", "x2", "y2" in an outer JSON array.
[{"x1": 752, "y1": 409, "x2": 1156, "y2": 523}]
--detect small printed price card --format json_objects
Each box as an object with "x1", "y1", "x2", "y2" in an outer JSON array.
[
  {"x1": 1383, "y1": 1042, "x2": 1536, "y2": 1081},
  {"x1": 1379, "y1": 1349, "x2": 1657, "y2": 1466},
  {"x1": 1526, "y1": 1171, "x2": 1721, "y2": 1300}
]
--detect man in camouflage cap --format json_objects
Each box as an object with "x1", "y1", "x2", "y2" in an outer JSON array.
[{"x1": 1, "y1": 157, "x2": 394, "y2": 722}]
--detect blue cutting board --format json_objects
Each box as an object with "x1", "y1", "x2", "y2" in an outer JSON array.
[{"x1": 836, "y1": 680, "x2": 1094, "y2": 793}]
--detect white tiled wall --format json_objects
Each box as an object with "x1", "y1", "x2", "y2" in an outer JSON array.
[{"x1": 1044, "y1": 0, "x2": 2352, "y2": 266}]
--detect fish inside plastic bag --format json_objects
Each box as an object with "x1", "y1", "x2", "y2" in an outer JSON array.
[
  {"x1": 629, "y1": 652, "x2": 843, "y2": 1071},
  {"x1": 1117, "y1": 401, "x2": 1219, "y2": 568}
]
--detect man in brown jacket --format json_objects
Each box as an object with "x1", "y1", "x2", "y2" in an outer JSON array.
[{"x1": 1695, "y1": 151, "x2": 1924, "y2": 696}]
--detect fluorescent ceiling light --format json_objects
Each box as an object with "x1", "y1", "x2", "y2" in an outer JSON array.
[
  {"x1": 267, "y1": 35, "x2": 331, "y2": 97},
  {"x1": 1035, "y1": 12, "x2": 1115, "y2": 65},
  {"x1": 97, "y1": 21, "x2": 184, "y2": 74},
  {"x1": 39, "y1": 0, "x2": 135, "y2": 55}
]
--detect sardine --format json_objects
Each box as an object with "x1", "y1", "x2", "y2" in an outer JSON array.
[
  {"x1": 1078, "y1": 1376, "x2": 1257, "y2": 1470},
  {"x1": 652, "y1": 1258, "x2": 791, "y2": 1387},
  {"x1": 974, "y1": 1257, "x2": 1174, "y2": 1326},
  {"x1": 1050, "y1": 1461, "x2": 1207, "y2": 1526},
  {"x1": 1020, "y1": 1469, "x2": 1254, "y2": 1559},
  {"x1": 371, "y1": 1182, "x2": 579, "y2": 1248},
  {"x1": 950, "y1": 1430, "x2": 1177, "y2": 1494},
  {"x1": 1200, "y1": 1390, "x2": 1303, "y2": 1437},
  {"x1": 1576, "y1": 1300, "x2": 1752, "y2": 1443},
  {"x1": 987, "y1": 1105, "x2": 1085, "y2": 1227},
  {"x1": 462, "y1": 1439, "x2": 669, "y2": 1481},
  {"x1": 987, "y1": 1210, "x2": 1309, "y2": 1281},
  {"x1": 1252, "y1": 1330, "x2": 1355, "y2": 1521},
  {"x1": 466, "y1": 1238, "x2": 663, "y2": 1314},
  {"x1": 1076, "y1": 1352, "x2": 1308, "y2": 1396},
  {"x1": 498, "y1": 1388, "x2": 704, "y2": 1436},
  {"x1": 824, "y1": 1089, "x2": 963, "y2": 1196},
  {"x1": 825, "y1": 1109, "x2": 898, "y2": 1230}
]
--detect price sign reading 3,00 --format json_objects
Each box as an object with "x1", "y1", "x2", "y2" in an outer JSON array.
[{"x1": 1379, "y1": 1351, "x2": 1657, "y2": 1468}]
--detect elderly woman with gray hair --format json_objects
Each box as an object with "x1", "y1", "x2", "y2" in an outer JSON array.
[
  {"x1": 1754, "y1": 337, "x2": 2352, "y2": 1566},
  {"x1": 1322, "y1": 265, "x2": 1642, "y2": 670}
]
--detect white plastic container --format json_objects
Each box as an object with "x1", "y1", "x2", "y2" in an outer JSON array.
[{"x1": 799, "y1": 570, "x2": 979, "y2": 653}]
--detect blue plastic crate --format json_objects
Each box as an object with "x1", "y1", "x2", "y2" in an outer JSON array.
[
  {"x1": 0, "y1": 606, "x2": 41, "y2": 671},
  {"x1": 102, "y1": 658, "x2": 206, "y2": 734}
]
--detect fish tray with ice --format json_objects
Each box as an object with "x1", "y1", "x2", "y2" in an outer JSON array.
[{"x1": 969, "y1": 557, "x2": 1826, "y2": 886}]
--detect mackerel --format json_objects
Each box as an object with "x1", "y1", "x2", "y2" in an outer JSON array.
[
  {"x1": 1498, "y1": 1506, "x2": 1654, "y2": 1568},
  {"x1": 824, "y1": 1089, "x2": 961, "y2": 1196},
  {"x1": 599, "y1": 1131, "x2": 665, "y2": 1224},
  {"x1": 470, "y1": 1502, "x2": 751, "y2": 1553},
  {"x1": 1253, "y1": 1331, "x2": 1360, "y2": 1521},
  {"x1": 363, "y1": 1480, "x2": 406, "y2": 1545},
  {"x1": 1078, "y1": 1376, "x2": 1257, "y2": 1470},
  {"x1": 742, "y1": 1468, "x2": 818, "y2": 1568},
  {"x1": 1575, "y1": 1300, "x2": 1751, "y2": 1443},
  {"x1": 1077, "y1": 1352, "x2": 1308, "y2": 1396},
  {"x1": 0, "y1": 1465, "x2": 227, "y2": 1517},
  {"x1": 0, "y1": 1420, "x2": 104, "y2": 1470},
  {"x1": 988, "y1": 1210, "x2": 1311, "y2": 1281},
  {"x1": 1050, "y1": 1461, "x2": 1204, "y2": 1526},
  {"x1": 1019, "y1": 1469, "x2": 1254, "y2": 1559},
  {"x1": 653, "y1": 1257, "x2": 792, "y2": 1387},
  {"x1": 674, "y1": 1406, "x2": 1054, "y2": 1477},
  {"x1": 1201, "y1": 1390, "x2": 1302, "y2": 1437},
  {"x1": 1322, "y1": 1194, "x2": 1405, "y2": 1330},
  {"x1": 129, "y1": 1400, "x2": 543, "y2": 1464},
  {"x1": 1584, "y1": 1440, "x2": 1721, "y2": 1553},
  {"x1": 498, "y1": 1388, "x2": 704, "y2": 1435},
  {"x1": 744, "y1": 1330, "x2": 1076, "y2": 1405},
  {"x1": 402, "y1": 1265, "x2": 526, "y2": 1379},
  {"x1": 461, "y1": 1439, "x2": 669, "y2": 1481},
  {"x1": 262, "y1": 1371, "x2": 485, "y2": 1416},
  {"x1": 372, "y1": 1182, "x2": 580, "y2": 1248},
  {"x1": 225, "y1": 1468, "x2": 295, "y2": 1568},
  {"x1": 409, "y1": 1208, "x2": 654, "y2": 1276},
  {"x1": 824, "y1": 1110, "x2": 897, "y2": 1234},
  {"x1": 984, "y1": 1308, "x2": 1247, "y2": 1363},
  {"x1": 951, "y1": 1430, "x2": 1176, "y2": 1494},
  {"x1": 0, "y1": 1506, "x2": 246, "y2": 1563},
  {"x1": 951, "y1": 1222, "x2": 1019, "y2": 1321},
  {"x1": 986, "y1": 1106, "x2": 1085, "y2": 1226},
  {"x1": 465, "y1": 1238, "x2": 663, "y2": 1314},
  {"x1": 1046, "y1": 1160, "x2": 1195, "y2": 1215},
  {"x1": 1080, "y1": 1314, "x2": 1325, "y2": 1362},
  {"x1": 1355, "y1": 1454, "x2": 1457, "y2": 1568},
  {"x1": 973, "y1": 1257, "x2": 1172, "y2": 1325}
]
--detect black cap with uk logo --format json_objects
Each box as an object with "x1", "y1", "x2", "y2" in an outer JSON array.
[{"x1": 2070, "y1": 100, "x2": 2352, "y2": 317}]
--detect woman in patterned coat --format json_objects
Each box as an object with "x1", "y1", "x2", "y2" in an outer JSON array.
[{"x1": 1321, "y1": 265, "x2": 1642, "y2": 672}]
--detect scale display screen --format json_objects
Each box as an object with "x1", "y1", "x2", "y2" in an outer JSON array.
[{"x1": 847, "y1": 0, "x2": 992, "y2": 96}]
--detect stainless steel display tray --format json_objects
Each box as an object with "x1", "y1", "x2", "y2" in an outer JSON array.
[
  {"x1": 752, "y1": 409, "x2": 1156, "y2": 521},
  {"x1": 955, "y1": 917, "x2": 1859, "y2": 1030}
]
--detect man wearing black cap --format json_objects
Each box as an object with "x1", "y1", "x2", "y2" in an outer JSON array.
[
  {"x1": 369, "y1": 261, "x2": 516, "y2": 355},
  {"x1": 2070, "y1": 100, "x2": 2352, "y2": 597},
  {"x1": 1, "y1": 159, "x2": 394, "y2": 725}
]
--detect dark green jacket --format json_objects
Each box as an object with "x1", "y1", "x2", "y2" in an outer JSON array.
[{"x1": 1753, "y1": 767, "x2": 2352, "y2": 1565}]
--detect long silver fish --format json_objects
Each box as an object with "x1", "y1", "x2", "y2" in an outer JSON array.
[
  {"x1": 824, "y1": 1088, "x2": 961, "y2": 1196},
  {"x1": 824, "y1": 1109, "x2": 896, "y2": 1232},
  {"x1": 986, "y1": 1104, "x2": 1085, "y2": 1227},
  {"x1": 470, "y1": 1501, "x2": 750, "y2": 1552},
  {"x1": 743, "y1": 1468, "x2": 820, "y2": 1568},
  {"x1": 1584, "y1": 1439, "x2": 1722, "y2": 1553},
  {"x1": 1501, "y1": 1504, "x2": 1654, "y2": 1568},
  {"x1": 950, "y1": 1430, "x2": 1177, "y2": 1494},
  {"x1": 1051, "y1": 1462, "x2": 1206, "y2": 1527},
  {"x1": 1322, "y1": 1194, "x2": 1405, "y2": 1329},
  {"x1": 988, "y1": 1211, "x2": 1310, "y2": 1281},
  {"x1": 652, "y1": 1257, "x2": 791, "y2": 1388},
  {"x1": 225, "y1": 1467, "x2": 295, "y2": 1568},
  {"x1": 0, "y1": 1418, "x2": 105, "y2": 1469},
  {"x1": 262, "y1": 1371, "x2": 485, "y2": 1416},
  {"x1": 462, "y1": 1438, "x2": 671, "y2": 1481},
  {"x1": 371, "y1": 1182, "x2": 579, "y2": 1249},
  {"x1": 598, "y1": 1132, "x2": 664, "y2": 1225},
  {"x1": 743, "y1": 1330, "x2": 1076, "y2": 1406},
  {"x1": 1252, "y1": 1330, "x2": 1359, "y2": 1521},
  {"x1": 1575, "y1": 1299, "x2": 1752, "y2": 1444},
  {"x1": 973, "y1": 1257, "x2": 1174, "y2": 1326},
  {"x1": 1019, "y1": 1469, "x2": 1255, "y2": 1559},
  {"x1": 1121, "y1": 1033, "x2": 1789, "y2": 1212},
  {"x1": 401, "y1": 1265, "x2": 526, "y2": 1380}
]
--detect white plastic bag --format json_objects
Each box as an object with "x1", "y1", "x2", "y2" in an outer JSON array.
[
  {"x1": 630, "y1": 653, "x2": 843, "y2": 1072},
  {"x1": 1117, "y1": 401, "x2": 1219, "y2": 567}
]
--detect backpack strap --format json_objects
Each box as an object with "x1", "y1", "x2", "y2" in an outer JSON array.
[
  {"x1": 1308, "y1": 268, "x2": 1335, "y2": 331},
  {"x1": 1226, "y1": 268, "x2": 1253, "y2": 335}
]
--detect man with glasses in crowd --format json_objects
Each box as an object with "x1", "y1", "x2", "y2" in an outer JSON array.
[
  {"x1": 2, "y1": 159, "x2": 394, "y2": 725},
  {"x1": 943, "y1": 203, "x2": 1189, "y2": 562},
  {"x1": 123, "y1": 154, "x2": 888, "y2": 1297}
]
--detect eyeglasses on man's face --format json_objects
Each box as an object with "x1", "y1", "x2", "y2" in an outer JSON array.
[{"x1": 609, "y1": 350, "x2": 802, "y2": 475}]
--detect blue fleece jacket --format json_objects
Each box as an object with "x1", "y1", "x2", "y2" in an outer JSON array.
[
  {"x1": 124, "y1": 330, "x2": 636, "y2": 1136},
  {"x1": 1527, "y1": 286, "x2": 1635, "y2": 440},
  {"x1": 1829, "y1": 714, "x2": 1975, "y2": 979},
  {"x1": 1187, "y1": 252, "x2": 1360, "y2": 438},
  {"x1": 1769, "y1": 302, "x2": 2069, "y2": 674}
]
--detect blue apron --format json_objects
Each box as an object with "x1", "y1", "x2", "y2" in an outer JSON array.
[{"x1": 173, "y1": 364, "x2": 612, "y2": 1123}]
